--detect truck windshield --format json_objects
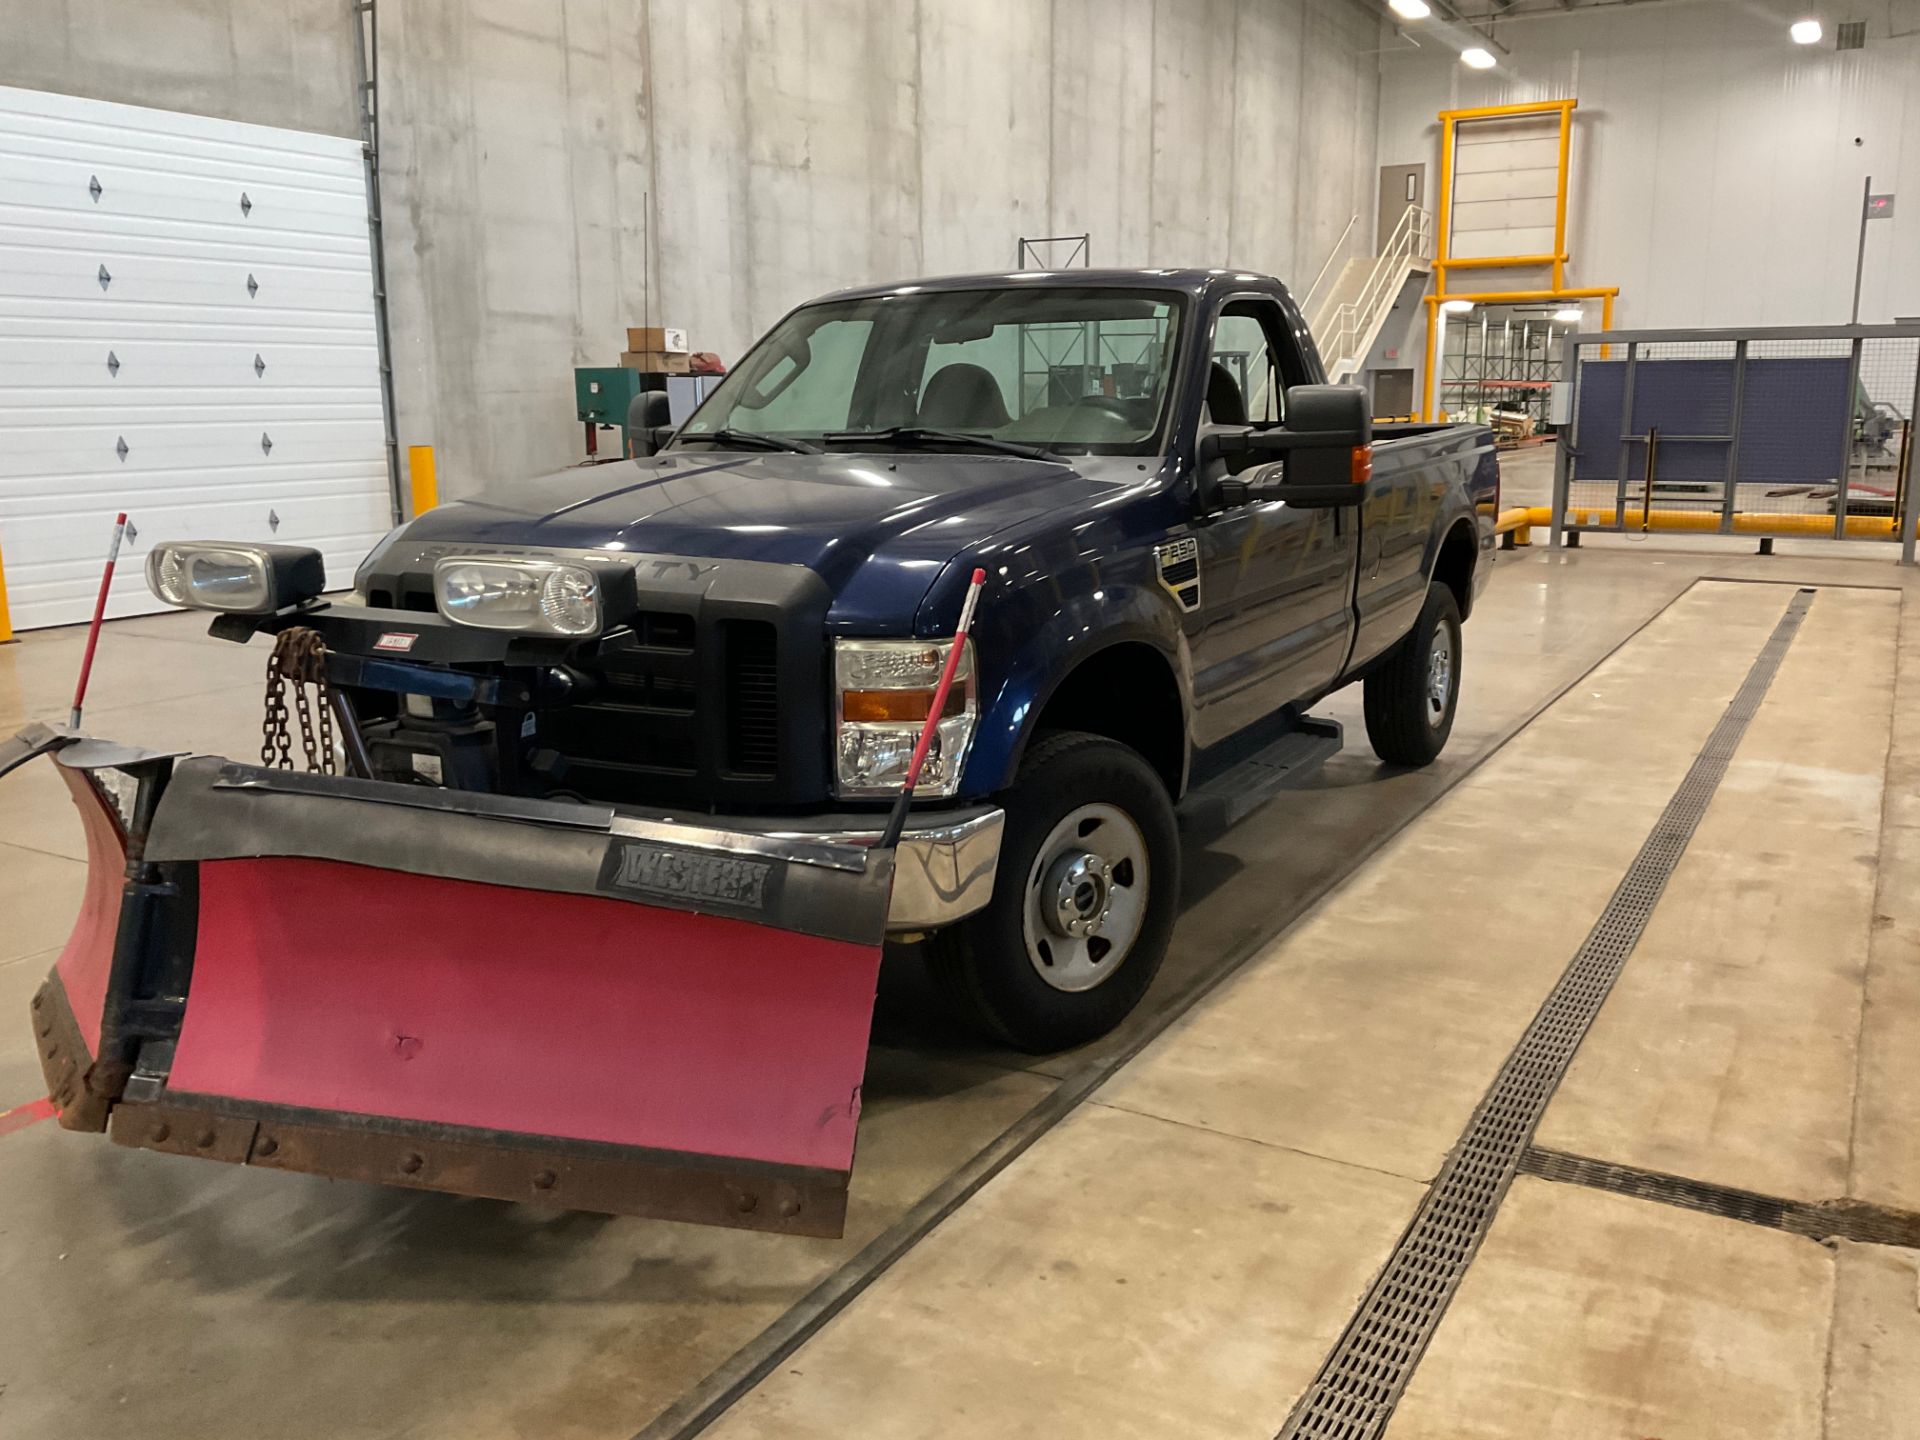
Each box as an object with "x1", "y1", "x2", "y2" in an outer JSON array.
[{"x1": 674, "y1": 287, "x2": 1184, "y2": 457}]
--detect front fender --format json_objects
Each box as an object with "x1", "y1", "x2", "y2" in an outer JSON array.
[{"x1": 962, "y1": 579, "x2": 1189, "y2": 797}]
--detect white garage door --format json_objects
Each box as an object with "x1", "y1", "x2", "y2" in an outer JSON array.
[{"x1": 0, "y1": 83, "x2": 394, "y2": 630}]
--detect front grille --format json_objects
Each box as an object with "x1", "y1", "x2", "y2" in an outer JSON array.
[
  {"x1": 723, "y1": 620, "x2": 779, "y2": 777},
  {"x1": 358, "y1": 549, "x2": 834, "y2": 809},
  {"x1": 540, "y1": 611, "x2": 702, "y2": 787},
  {"x1": 530, "y1": 609, "x2": 810, "y2": 807}
]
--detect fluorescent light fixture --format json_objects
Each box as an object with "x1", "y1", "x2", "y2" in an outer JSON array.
[
  {"x1": 1388, "y1": 0, "x2": 1431, "y2": 18},
  {"x1": 1790, "y1": 18, "x2": 1822, "y2": 43},
  {"x1": 1461, "y1": 46, "x2": 1497, "y2": 68},
  {"x1": 1440, "y1": 299, "x2": 1475, "y2": 314},
  {"x1": 1553, "y1": 307, "x2": 1583, "y2": 322}
]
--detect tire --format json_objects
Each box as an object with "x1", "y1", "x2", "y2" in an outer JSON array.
[
  {"x1": 1363, "y1": 584, "x2": 1462, "y2": 767},
  {"x1": 925, "y1": 731, "x2": 1180, "y2": 1053}
]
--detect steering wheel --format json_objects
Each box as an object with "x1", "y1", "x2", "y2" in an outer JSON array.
[{"x1": 1067, "y1": 395, "x2": 1132, "y2": 420}]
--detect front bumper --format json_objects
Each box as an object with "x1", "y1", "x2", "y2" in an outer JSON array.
[{"x1": 612, "y1": 804, "x2": 1005, "y2": 932}]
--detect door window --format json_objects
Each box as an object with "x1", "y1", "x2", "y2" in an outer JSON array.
[{"x1": 1210, "y1": 312, "x2": 1279, "y2": 425}]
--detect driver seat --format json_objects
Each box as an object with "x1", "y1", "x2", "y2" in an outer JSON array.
[
  {"x1": 1205, "y1": 361, "x2": 1247, "y2": 425},
  {"x1": 919, "y1": 364, "x2": 1012, "y2": 430}
]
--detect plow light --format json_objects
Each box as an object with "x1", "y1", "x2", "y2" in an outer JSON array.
[
  {"x1": 434, "y1": 557, "x2": 605, "y2": 637},
  {"x1": 834, "y1": 638, "x2": 977, "y2": 798},
  {"x1": 146, "y1": 542, "x2": 325, "y2": 614}
]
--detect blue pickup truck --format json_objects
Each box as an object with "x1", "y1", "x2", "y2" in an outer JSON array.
[{"x1": 157, "y1": 269, "x2": 1499, "y2": 1053}]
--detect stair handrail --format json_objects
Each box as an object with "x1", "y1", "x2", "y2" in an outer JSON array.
[
  {"x1": 1300, "y1": 213, "x2": 1360, "y2": 319},
  {"x1": 1321, "y1": 204, "x2": 1433, "y2": 378}
]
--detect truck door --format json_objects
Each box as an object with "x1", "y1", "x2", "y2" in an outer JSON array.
[{"x1": 1185, "y1": 298, "x2": 1360, "y2": 747}]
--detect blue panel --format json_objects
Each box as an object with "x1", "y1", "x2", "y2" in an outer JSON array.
[{"x1": 1575, "y1": 357, "x2": 1851, "y2": 486}]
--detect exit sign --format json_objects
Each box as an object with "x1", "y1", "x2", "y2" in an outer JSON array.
[{"x1": 1867, "y1": 193, "x2": 1895, "y2": 219}]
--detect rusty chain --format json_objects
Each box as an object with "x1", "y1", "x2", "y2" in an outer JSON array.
[{"x1": 261, "y1": 627, "x2": 336, "y2": 774}]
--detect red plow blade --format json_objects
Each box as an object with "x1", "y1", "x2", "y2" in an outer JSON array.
[{"x1": 16, "y1": 737, "x2": 893, "y2": 1237}]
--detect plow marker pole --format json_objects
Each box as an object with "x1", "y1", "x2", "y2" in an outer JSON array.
[{"x1": 70, "y1": 512, "x2": 129, "y2": 729}]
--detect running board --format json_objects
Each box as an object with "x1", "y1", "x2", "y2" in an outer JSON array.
[{"x1": 1178, "y1": 717, "x2": 1343, "y2": 834}]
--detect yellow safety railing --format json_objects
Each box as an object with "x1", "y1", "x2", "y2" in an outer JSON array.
[{"x1": 1503, "y1": 505, "x2": 1917, "y2": 541}]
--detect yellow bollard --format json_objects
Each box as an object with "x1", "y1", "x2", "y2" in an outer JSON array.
[
  {"x1": 408, "y1": 445, "x2": 439, "y2": 517},
  {"x1": 0, "y1": 531, "x2": 15, "y2": 643}
]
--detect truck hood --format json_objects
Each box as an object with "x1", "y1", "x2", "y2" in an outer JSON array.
[{"x1": 393, "y1": 451, "x2": 1136, "y2": 629}]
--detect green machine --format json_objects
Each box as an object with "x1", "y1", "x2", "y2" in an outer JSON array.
[{"x1": 574, "y1": 366, "x2": 644, "y2": 460}]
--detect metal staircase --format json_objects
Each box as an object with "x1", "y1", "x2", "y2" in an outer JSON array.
[{"x1": 1304, "y1": 206, "x2": 1434, "y2": 383}]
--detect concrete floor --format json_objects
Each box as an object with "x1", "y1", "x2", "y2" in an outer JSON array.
[{"x1": 2, "y1": 526, "x2": 1918, "y2": 1437}]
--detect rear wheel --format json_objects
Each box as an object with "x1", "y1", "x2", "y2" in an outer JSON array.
[
  {"x1": 926, "y1": 731, "x2": 1179, "y2": 1052},
  {"x1": 1363, "y1": 584, "x2": 1462, "y2": 767}
]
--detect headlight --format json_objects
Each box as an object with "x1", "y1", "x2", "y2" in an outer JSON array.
[
  {"x1": 433, "y1": 557, "x2": 604, "y2": 637},
  {"x1": 145, "y1": 542, "x2": 325, "y2": 614},
  {"x1": 834, "y1": 638, "x2": 977, "y2": 799}
]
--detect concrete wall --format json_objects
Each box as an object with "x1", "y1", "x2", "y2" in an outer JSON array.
[
  {"x1": 381, "y1": 0, "x2": 1384, "y2": 495},
  {"x1": 0, "y1": 0, "x2": 360, "y2": 138},
  {"x1": 1379, "y1": 3, "x2": 1920, "y2": 331},
  {"x1": 3, "y1": 0, "x2": 1382, "y2": 498}
]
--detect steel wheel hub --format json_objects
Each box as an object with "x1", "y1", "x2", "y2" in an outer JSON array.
[
  {"x1": 1042, "y1": 850, "x2": 1113, "y2": 938},
  {"x1": 1021, "y1": 803, "x2": 1149, "y2": 994},
  {"x1": 1426, "y1": 625, "x2": 1453, "y2": 727}
]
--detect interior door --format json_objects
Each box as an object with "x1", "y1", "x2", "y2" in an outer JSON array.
[
  {"x1": 1186, "y1": 300, "x2": 1359, "y2": 748},
  {"x1": 1378, "y1": 164, "x2": 1424, "y2": 252}
]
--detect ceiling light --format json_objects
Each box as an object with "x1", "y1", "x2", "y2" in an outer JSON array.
[
  {"x1": 1790, "y1": 18, "x2": 1822, "y2": 43},
  {"x1": 1441, "y1": 299, "x2": 1475, "y2": 314},
  {"x1": 1388, "y1": 0, "x2": 1431, "y2": 18},
  {"x1": 1553, "y1": 307, "x2": 1582, "y2": 322},
  {"x1": 1461, "y1": 46, "x2": 1497, "y2": 68}
]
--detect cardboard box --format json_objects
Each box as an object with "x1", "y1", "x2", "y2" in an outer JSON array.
[
  {"x1": 620, "y1": 350, "x2": 692, "y2": 375},
  {"x1": 626, "y1": 326, "x2": 688, "y2": 355}
]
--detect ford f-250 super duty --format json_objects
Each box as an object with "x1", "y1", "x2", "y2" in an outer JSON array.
[{"x1": 145, "y1": 268, "x2": 1498, "y2": 1053}]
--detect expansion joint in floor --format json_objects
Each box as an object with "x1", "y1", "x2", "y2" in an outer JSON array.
[{"x1": 1518, "y1": 1146, "x2": 1920, "y2": 1251}]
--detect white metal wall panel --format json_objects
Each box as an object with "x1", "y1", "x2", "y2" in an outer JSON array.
[{"x1": 0, "y1": 84, "x2": 392, "y2": 630}]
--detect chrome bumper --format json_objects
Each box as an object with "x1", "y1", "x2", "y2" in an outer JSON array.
[
  {"x1": 596, "y1": 802, "x2": 1005, "y2": 932},
  {"x1": 771, "y1": 809, "x2": 1004, "y2": 932}
]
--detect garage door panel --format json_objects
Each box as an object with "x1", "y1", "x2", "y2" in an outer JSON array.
[
  {"x1": 0, "y1": 168, "x2": 370, "y2": 243},
  {"x1": 1452, "y1": 169, "x2": 1559, "y2": 206},
  {"x1": 1, "y1": 296, "x2": 373, "y2": 337},
  {"x1": 0, "y1": 349, "x2": 381, "y2": 389},
  {"x1": 2, "y1": 246, "x2": 377, "y2": 313},
  {"x1": 4, "y1": 461, "x2": 392, "y2": 516},
  {"x1": 2, "y1": 417, "x2": 387, "y2": 475},
  {"x1": 0, "y1": 378, "x2": 380, "y2": 410},
  {"x1": 0, "y1": 83, "x2": 392, "y2": 628}
]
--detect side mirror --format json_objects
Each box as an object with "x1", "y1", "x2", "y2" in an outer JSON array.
[
  {"x1": 626, "y1": 388, "x2": 673, "y2": 457},
  {"x1": 1199, "y1": 384, "x2": 1372, "y2": 510}
]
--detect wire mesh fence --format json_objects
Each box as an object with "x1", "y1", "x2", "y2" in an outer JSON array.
[{"x1": 1555, "y1": 325, "x2": 1920, "y2": 555}]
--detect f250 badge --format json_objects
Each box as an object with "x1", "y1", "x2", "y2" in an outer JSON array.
[
  {"x1": 600, "y1": 840, "x2": 772, "y2": 913},
  {"x1": 1155, "y1": 536, "x2": 1202, "y2": 613}
]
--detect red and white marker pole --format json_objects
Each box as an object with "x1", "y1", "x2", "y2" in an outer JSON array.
[
  {"x1": 880, "y1": 566, "x2": 987, "y2": 851},
  {"x1": 69, "y1": 512, "x2": 129, "y2": 730}
]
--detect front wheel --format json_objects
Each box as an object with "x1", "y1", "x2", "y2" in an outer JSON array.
[
  {"x1": 1363, "y1": 584, "x2": 1462, "y2": 767},
  {"x1": 925, "y1": 731, "x2": 1180, "y2": 1052}
]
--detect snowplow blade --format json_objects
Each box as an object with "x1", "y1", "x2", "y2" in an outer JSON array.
[{"x1": 15, "y1": 730, "x2": 893, "y2": 1237}]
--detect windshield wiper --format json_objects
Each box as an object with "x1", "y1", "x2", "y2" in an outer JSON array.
[
  {"x1": 822, "y1": 426, "x2": 1052, "y2": 461},
  {"x1": 686, "y1": 428, "x2": 821, "y2": 455}
]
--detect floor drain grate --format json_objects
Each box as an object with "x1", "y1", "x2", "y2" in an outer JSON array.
[
  {"x1": 1276, "y1": 588, "x2": 1815, "y2": 1440},
  {"x1": 1520, "y1": 1147, "x2": 1920, "y2": 1250}
]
